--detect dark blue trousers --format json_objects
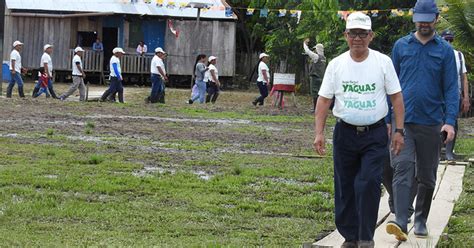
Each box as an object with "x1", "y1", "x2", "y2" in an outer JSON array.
[
  {"x1": 149, "y1": 74, "x2": 163, "y2": 103},
  {"x1": 101, "y1": 77, "x2": 124, "y2": 103},
  {"x1": 256, "y1": 81, "x2": 268, "y2": 105},
  {"x1": 333, "y1": 121, "x2": 389, "y2": 241}
]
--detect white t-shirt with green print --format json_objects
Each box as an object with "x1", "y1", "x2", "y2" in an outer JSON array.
[{"x1": 319, "y1": 49, "x2": 401, "y2": 126}]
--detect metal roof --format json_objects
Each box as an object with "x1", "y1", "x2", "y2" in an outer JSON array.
[{"x1": 6, "y1": 0, "x2": 235, "y2": 20}]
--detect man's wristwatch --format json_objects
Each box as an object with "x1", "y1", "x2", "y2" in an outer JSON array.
[{"x1": 394, "y1": 128, "x2": 405, "y2": 136}]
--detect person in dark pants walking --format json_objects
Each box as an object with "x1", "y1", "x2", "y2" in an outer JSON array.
[
  {"x1": 146, "y1": 47, "x2": 168, "y2": 104},
  {"x1": 313, "y1": 12, "x2": 405, "y2": 248},
  {"x1": 7, "y1": 41, "x2": 26, "y2": 98},
  {"x1": 303, "y1": 38, "x2": 326, "y2": 112},
  {"x1": 101, "y1": 47, "x2": 125, "y2": 103},
  {"x1": 32, "y1": 44, "x2": 58, "y2": 98},
  {"x1": 205, "y1": 56, "x2": 220, "y2": 104},
  {"x1": 385, "y1": 0, "x2": 459, "y2": 241},
  {"x1": 252, "y1": 53, "x2": 270, "y2": 106}
]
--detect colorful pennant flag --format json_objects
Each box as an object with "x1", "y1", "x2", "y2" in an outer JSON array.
[
  {"x1": 278, "y1": 9, "x2": 287, "y2": 17},
  {"x1": 246, "y1": 8, "x2": 255, "y2": 16},
  {"x1": 260, "y1": 8, "x2": 268, "y2": 18},
  {"x1": 225, "y1": 7, "x2": 233, "y2": 17}
]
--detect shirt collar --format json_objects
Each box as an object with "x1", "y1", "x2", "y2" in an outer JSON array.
[{"x1": 408, "y1": 32, "x2": 441, "y2": 44}]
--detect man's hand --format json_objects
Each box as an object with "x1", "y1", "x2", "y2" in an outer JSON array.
[
  {"x1": 83, "y1": 73, "x2": 86, "y2": 79},
  {"x1": 313, "y1": 134, "x2": 326, "y2": 155},
  {"x1": 391, "y1": 132, "x2": 404, "y2": 156},
  {"x1": 11, "y1": 70, "x2": 16, "y2": 75},
  {"x1": 462, "y1": 98, "x2": 470, "y2": 113},
  {"x1": 441, "y1": 124, "x2": 456, "y2": 143},
  {"x1": 304, "y1": 38, "x2": 310, "y2": 44},
  {"x1": 164, "y1": 76, "x2": 169, "y2": 82}
]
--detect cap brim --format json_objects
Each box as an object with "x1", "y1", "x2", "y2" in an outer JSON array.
[
  {"x1": 413, "y1": 13, "x2": 436, "y2": 23},
  {"x1": 346, "y1": 25, "x2": 371, "y2": 30}
]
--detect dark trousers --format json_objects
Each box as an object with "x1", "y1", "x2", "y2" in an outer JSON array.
[
  {"x1": 101, "y1": 77, "x2": 124, "y2": 103},
  {"x1": 206, "y1": 81, "x2": 220, "y2": 103},
  {"x1": 149, "y1": 74, "x2": 163, "y2": 103},
  {"x1": 255, "y1": 81, "x2": 268, "y2": 105},
  {"x1": 333, "y1": 121, "x2": 389, "y2": 241}
]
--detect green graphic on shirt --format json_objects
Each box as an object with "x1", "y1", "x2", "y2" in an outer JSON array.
[
  {"x1": 344, "y1": 100, "x2": 377, "y2": 110},
  {"x1": 342, "y1": 81, "x2": 376, "y2": 94}
]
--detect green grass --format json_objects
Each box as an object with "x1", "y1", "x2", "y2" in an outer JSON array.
[{"x1": 438, "y1": 137, "x2": 474, "y2": 247}]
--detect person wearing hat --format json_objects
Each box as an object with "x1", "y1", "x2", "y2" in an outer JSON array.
[
  {"x1": 32, "y1": 44, "x2": 58, "y2": 98},
  {"x1": 441, "y1": 30, "x2": 470, "y2": 161},
  {"x1": 205, "y1": 56, "x2": 220, "y2": 104},
  {"x1": 7, "y1": 41, "x2": 27, "y2": 98},
  {"x1": 146, "y1": 47, "x2": 168, "y2": 103},
  {"x1": 313, "y1": 12, "x2": 405, "y2": 248},
  {"x1": 385, "y1": 0, "x2": 458, "y2": 241},
  {"x1": 59, "y1": 47, "x2": 86, "y2": 101},
  {"x1": 303, "y1": 38, "x2": 326, "y2": 112},
  {"x1": 252, "y1": 53, "x2": 271, "y2": 106},
  {"x1": 101, "y1": 47, "x2": 126, "y2": 103}
]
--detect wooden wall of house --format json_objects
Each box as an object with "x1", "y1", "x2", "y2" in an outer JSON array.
[
  {"x1": 164, "y1": 20, "x2": 236, "y2": 77},
  {"x1": 3, "y1": 13, "x2": 74, "y2": 70}
]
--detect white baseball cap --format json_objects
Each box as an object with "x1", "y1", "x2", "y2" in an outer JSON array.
[
  {"x1": 155, "y1": 47, "x2": 166, "y2": 54},
  {"x1": 74, "y1": 47, "x2": 85, "y2": 53},
  {"x1": 44, "y1": 44, "x2": 53, "y2": 51},
  {"x1": 208, "y1": 56, "x2": 217, "y2": 62},
  {"x1": 346, "y1": 12, "x2": 372, "y2": 30},
  {"x1": 13, "y1": 40, "x2": 23, "y2": 47},
  {"x1": 259, "y1": 53, "x2": 269, "y2": 59},
  {"x1": 112, "y1": 47, "x2": 125, "y2": 54}
]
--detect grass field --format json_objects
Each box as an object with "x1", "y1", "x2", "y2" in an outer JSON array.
[{"x1": 0, "y1": 82, "x2": 472, "y2": 247}]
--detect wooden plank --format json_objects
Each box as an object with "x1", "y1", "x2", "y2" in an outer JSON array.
[{"x1": 398, "y1": 166, "x2": 465, "y2": 248}]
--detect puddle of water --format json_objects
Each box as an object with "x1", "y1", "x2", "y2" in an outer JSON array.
[
  {"x1": 0, "y1": 119, "x2": 85, "y2": 126},
  {"x1": 85, "y1": 114, "x2": 252, "y2": 125},
  {"x1": 0, "y1": 133, "x2": 19, "y2": 138},
  {"x1": 132, "y1": 165, "x2": 177, "y2": 177},
  {"x1": 193, "y1": 170, "x2": 213, "y2": 181},
  {"x1": 269, "y1": 177, "x2": 316, "y2": 187},
  {"x1": 44, "y1": 175, "x2": 58, "y2": 179}
]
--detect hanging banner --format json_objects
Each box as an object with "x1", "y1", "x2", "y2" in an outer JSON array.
[
  {"x1": 247, "y1": 8, "x2": 255, "y2": 16},
  {"x1": 168, "y1": 20, "x2": 179, "y2": 38},
  {"x1": 278, "y1": 9, "x2": 287, "y2": 17},
  {"x1": 225, "y1": 7, "x2": 233, "y2": 17},
  {"x1": 260, "y1": 8, "x2": 268, "y2": 18}
]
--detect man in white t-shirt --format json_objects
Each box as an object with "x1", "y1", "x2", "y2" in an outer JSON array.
[
  {"x1": 146, "y1": 47, "x2": 168, "y2": 104},
  {"x1": 59, "y1": 47, "x2": 86, "y2": 101},
  {"x1": 441, "y1": 30, "x2": 470, "y2": 161},
  {"x1": 7, "y1": 40, "x2": 26, "y2": 98},
  {"x1": 101, "y1": 47, "x2": 125, "y2": 103},
  {"x1": 313, "y1": 12, "x2": 405, "y2": 248},
  {"x1": 252, "y1": 53, "x2": 270, "y2": 106},
  {"x1": 32, "y1": 44, "x2": 58, "y2": 98}
]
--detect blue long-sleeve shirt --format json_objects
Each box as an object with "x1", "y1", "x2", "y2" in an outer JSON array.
[{"x1": 388, "y1": 33, "x2": 459, "y2": 126}]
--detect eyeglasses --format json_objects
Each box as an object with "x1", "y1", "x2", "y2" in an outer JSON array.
[{"x1": 346, "y1": 31, "x2": 370, "y2": 39}]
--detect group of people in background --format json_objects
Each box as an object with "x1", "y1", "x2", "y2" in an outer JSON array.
[
  {"x1": 188, "y1": 54, "x2": 221, "y2": 104},
  {"x1": 313, "y1": 0, "x2": 470, "y2": 247}
]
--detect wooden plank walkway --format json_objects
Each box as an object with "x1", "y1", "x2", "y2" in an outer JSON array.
[{"x1": 310, "y1": 164, "x2": 466, "y2": 248}]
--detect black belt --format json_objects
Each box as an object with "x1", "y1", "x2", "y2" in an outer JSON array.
[{"x1": 338, "y1": 119, "x2": 385, "y2": 132}]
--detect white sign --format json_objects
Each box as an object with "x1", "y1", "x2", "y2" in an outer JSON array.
[{"x1": 273, "y1": 73, "x2": 295, "y2": 86}]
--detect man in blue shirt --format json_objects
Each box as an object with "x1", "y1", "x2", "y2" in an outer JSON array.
[
  {"x1": 92, "y1": 38, "x2": 103, "y2": 52},
  {"x1": 385, "y1": 0, "x2": 459, "y2": 241}
]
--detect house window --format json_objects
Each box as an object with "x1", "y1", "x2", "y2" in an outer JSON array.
[
  {"x1": 77, "y1": 31, "x2": 97, "y2": 47},
  {"x1": 129, "y1": 21, "x2": 144, "y2": 48}
]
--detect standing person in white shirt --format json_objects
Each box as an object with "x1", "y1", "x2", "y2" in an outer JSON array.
[
  {"x1": 252, "y1": 53, "x2": 270, "y2": 106},
  {"x1": 136, "y1": 41, "x2": 148, "y2": 56},
  {"x1": 32, "y1": 44, "x2": 58, "y2": 98},
  {"x1": 146, "y1": 47, "x2": 168, "y2": 103},
  {"x1": 205, "y1": 56, "x2": 220, "y2": 104},
  {"x1": 303, "y1": 39, "x2": 327, "y2": 112},
  {"x1": 313, "y1": 12, "x2": 405, "y2": 248},
  {"x1": 188, "y1": 54, "x2": 208, "y2": 104},
  {"x1": 59, "y1": 47, "x2": 86, "y2": 101},
  {"x1": 441, "y1": 30, "x2": 470, "y2": 161},
  {"x1": 7, "y1": 41, "x2": 26, "y2": 98},
  {"x1": 101, "y1": 47, "x2": 125, "y2": 103}
]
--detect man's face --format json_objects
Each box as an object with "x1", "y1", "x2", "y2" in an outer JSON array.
[
  {"x1": 46, "y1": 47, "x2": 53, "y2": 54},
  {"x1": 344, "y1": 29, "x2": 373, "y2": 53},
  {"x1": 16, "y1": 45, "x2": 22, "y2": 52},
  {"x1": 415, "y1": 18, "x2": 437, "y2": 37}
]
